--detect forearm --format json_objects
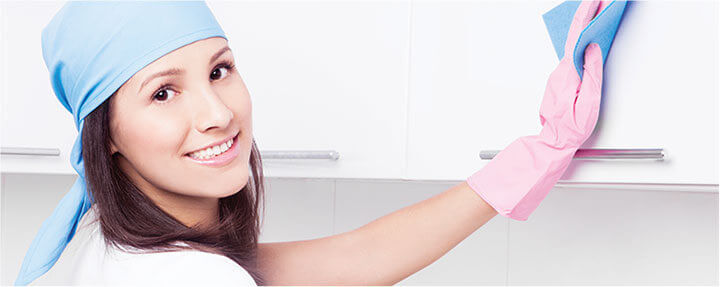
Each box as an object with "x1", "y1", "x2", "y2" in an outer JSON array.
[
  {"x1": 257, "y1": 181, "x2": 498, "y2": 285},
  {"x1": 343, "y1": 181, "x2": 498, "y2": 285}
]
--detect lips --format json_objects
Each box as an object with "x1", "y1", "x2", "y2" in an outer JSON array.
[
  {"x1": 185, "y1": 131, "x2": 240, "y2": 158},
  {"x1": 184, "y1": 131, "x2": 242, "y2": 167}
]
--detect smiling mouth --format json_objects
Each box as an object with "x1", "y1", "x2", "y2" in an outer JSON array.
[{"x1": 185, "y1": 132, "x2": 239, "y2": 160}]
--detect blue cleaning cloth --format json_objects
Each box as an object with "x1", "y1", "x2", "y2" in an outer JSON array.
[
  {"x1": 15, "y1": 1, "x2": 227, "y2": 285},
  {"x1": 543, "y1": 0, "x2": 628, "y2": 79}
]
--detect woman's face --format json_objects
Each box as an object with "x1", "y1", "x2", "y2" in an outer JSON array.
[{"x1": 108, "y1": 37, "x2": 253, "y2": 211}]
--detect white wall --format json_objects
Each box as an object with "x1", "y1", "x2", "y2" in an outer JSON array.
[{"x1": 2, "y1": 173, "x2": 717, "y2": 285}]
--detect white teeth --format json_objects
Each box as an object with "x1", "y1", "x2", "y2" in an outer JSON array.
[{"x1": 189, "y1": 136, "x2": 236, "y2": 160}]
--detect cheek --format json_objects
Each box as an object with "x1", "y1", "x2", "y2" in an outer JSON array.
[
  {"x1": 224, "y1": 81, "x2": 252, "y2": 129},
  {"x1": 121, "y1": 112, "x2": 187, "y2": 163}
]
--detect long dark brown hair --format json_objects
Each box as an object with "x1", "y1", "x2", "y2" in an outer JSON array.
[{"x1": 82, "y1": 92, "x2": 266, "y2": 285}]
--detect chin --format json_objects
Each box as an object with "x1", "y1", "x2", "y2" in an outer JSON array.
[{"x1": 216, "y1": 169, "x2": 250, "y2": 198}]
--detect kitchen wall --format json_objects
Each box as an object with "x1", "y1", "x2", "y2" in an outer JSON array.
[{"x1": 2, "y1": 173, "x2": 717, "y2": 285}]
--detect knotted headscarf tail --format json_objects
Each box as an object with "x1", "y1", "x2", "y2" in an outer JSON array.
[{"x1": 16, "y1": 2, "x2": 227, "y2": 285}]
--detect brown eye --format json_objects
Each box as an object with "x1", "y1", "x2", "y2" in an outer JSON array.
[
  {"x1": 210, "y1": 66, "x2": 228, "y2": 81},
  {"x1": 152, "y1": 87, "x2": 176, "y2": 103},
  {"x1": 210, "y1": 61, "x2": 235, "y2": 81}
]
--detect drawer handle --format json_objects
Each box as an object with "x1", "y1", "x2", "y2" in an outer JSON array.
[
  {"x1": 260, "y1": 150, "x2": 340, "y2": 160},
  {"x1": 0, "y1": 147, "x2": 61, "y2": 156},
  {"x1": 479, "y1": 148, "x2": 664, "y2": 160}
]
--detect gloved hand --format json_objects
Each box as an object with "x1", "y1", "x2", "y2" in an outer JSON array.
[{"x1": 466, "y1": 0, "x2": 606, "y2": 221}]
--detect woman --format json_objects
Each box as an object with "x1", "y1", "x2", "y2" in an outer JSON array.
[{"x1": 16, "y1": 0, "x2": 608, "y2": 285}]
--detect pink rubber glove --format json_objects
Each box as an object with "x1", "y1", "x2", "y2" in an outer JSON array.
[{"x1": 467, "y1": 1, "x2": 606, "y2": 221}]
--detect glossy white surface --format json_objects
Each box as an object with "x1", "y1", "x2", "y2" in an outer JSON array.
[
  {"x1": 1, "y1": 2, "x2": 76, "y2": 175},
  {"x1": 1, "y1": 1, "x2": 717, "y2": 187},
  {"x1": 209, "y1": 1, "x2": 410, "y2": 179},
  {"x1": 406, "y1": 1, "x2": 719, "y2": 185}
]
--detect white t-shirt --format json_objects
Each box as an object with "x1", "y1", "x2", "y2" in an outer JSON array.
[{"x1": 66, "y1": 206, "x2": 258, "y2": 286}]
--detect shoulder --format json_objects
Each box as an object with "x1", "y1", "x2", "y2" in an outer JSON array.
[
  {"x1": 137, "y1": 249, "x2": 258, "y2": 286},
  {"x1": 72, "y1": 232, "x2": 256, "y2": 285},
  {"x1": 70, "y1": 209, "x2": 257, "y2": 285},
  {"x1": 158, "y1": 250, "x2": 256, "y2": 286}
]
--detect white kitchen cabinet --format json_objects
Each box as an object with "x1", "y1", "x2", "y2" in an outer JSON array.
[
  {"x1": 405, "y1": 1, "x2": 719, "y2": 186},
  {"x1": 207, "y1": 1, "x2": 410, "y2": 179},
  {"x1": 3, "y1": 1, "x2": 718, "y2": 187},
  {"x1": 2, "y1": 1, "x2": 411, "y2": 179},
  {"x1": 1, "y1": 1, "x2": 75, "y2": 175}
]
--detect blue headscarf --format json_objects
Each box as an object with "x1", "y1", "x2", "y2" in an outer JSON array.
[{"x1": 15, "y1": 1, "x2": 227, "y2": 285}]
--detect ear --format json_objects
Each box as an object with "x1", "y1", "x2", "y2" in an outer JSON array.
[{"x1": 109, "y1": 138, "x2": 119, "y2": 155}]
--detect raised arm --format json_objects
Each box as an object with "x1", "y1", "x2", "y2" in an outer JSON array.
[
  {"x1": 257, "y1": 181, "x2": 497, "y2": 285},
  {"x1": 258, "y1": 1, "x2": 610, "y2": 284}
]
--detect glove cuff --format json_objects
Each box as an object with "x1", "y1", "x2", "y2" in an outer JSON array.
[{"x1": 466, "y1": 134, "x2": 578, "y2": 221}]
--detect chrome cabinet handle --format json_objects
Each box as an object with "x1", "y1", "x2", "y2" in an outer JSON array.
[
  {"x1": 1, "y1": 147, "x2": 61, "y2": 156},
  {"x1": 479, "y1": 148, "x2": 664, "y2": 160},
  {"x1": 260, "y1": 150, "x2": 340, "y2": 160}
]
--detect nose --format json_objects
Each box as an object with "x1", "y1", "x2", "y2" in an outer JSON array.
[{"x1": 191, "y1": 87, "x2": 233, "y2": 134}]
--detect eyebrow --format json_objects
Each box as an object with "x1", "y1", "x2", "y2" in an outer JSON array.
[{"x1": 139, "y1": 46, "x2": 232, "y2": 92}]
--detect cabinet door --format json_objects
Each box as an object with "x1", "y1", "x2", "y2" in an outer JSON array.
[
  {"x1": 1, "y1": 2, "x2": 76, "y2": 175},
  {"x1": 208, "y1": 1, "x2": 410, "y2": 179},
  {"x1": 405, "y1": 1, "x2": 718, "y2": 186}
]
